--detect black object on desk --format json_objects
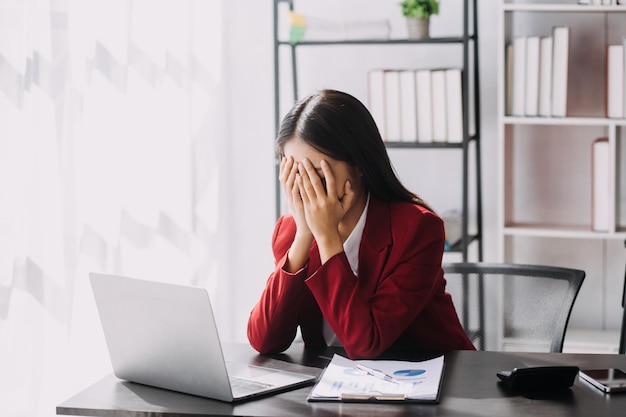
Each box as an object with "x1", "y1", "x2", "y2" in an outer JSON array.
[
  {"x1": 580, "y1": 368, "x2": 626, "y2": 393},
  {"x1": 497, "y1": 366, "x2": 579, "y2": 392}
]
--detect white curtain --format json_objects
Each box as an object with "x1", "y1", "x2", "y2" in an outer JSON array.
[{"x1": 0, "y1": 0, "x2": 228, "y2": 415}]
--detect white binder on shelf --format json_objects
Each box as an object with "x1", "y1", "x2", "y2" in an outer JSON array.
[
  {"x1": 415, "y1": 69, "x2": 433, "y2": 143},
  {"x1": 551, "y1": 26, "x2": 569, "y2": 117}
]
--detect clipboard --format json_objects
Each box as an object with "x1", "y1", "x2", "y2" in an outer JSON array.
[{"x1": 307, "y1": 354, "x2": 445, "y2": 403}]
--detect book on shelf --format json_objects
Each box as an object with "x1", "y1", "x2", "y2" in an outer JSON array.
[
  {"x1": 525, "y1": 36, "x2": 540, "y2": 117},
  {"x1": 368, "y1": 69, "x2": 387, "y2": 140},
  {"x1": 623, "y1": 37, "x2": 626, "y2": 117},
  {"x1": 445, "y1": 68, "x2": 463, "y2": 143},
  {"x1": 511, "y1": 36, "x2": 527, "y2": 116},
  {"x1": 431, "y1": 69, "x2": 448, "y2": 142},
  {"x1": 415, "y1": 69, "x2": 433, "y2": 143},
  {"x1": 384, "y1": 70, "x2": 402, "y2": 141},
  {"x1": 400, "y1": 70, "x2": 418, "y2": 142},
  {"x1": 592, "y1": 137, "x2": 610, "y2": 232},
  {"x1": 506, "y1": 27, "x2": 569, "y2": 118},
  {"x1": 538, "y1": 36, "x2": 553, "y2": 117},
  {"x1": 551, "y1": 26, "x2": 569, "y2": 117},
  {"x1": 607, "y1": 44, "x2": 624, "y2": 118},
  {"x1": 368, "y1": 68, "x2": 463, "y2": 143},
  {"x1": 505, "y1": 43, "x2": 514, "y2": 116}
]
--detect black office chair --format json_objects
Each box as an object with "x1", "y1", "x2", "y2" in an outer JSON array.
[
  {"x1": 443, "y1": 262, "x2": 585, "y2": 353},
  {"x1": 619, "y1": 240, "x2": 626, "y2": 354}
]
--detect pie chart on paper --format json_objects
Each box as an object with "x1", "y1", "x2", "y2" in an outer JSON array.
[{"x1": 393, "y1": 369, "x2": 426, "y2": 378}]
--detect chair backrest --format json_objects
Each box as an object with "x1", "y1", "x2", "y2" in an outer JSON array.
[{"x1": 443, "y1": 262, "x2": 585, "y2": 353}]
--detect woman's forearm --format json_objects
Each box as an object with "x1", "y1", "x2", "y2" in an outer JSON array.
[{"x1": 284, "y1": 232, "x2": 313, "y2": 272}]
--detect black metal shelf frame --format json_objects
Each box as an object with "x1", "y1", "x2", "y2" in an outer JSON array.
[
  {"x1": 273, "y1": 0, "x2": 483, "y2": 262},
  {"x1": 276, "y1": 36, "x2": 476, "y2": 46}
]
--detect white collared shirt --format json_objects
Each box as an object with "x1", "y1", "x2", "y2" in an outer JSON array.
[
  {"x1": 342, "y1": 194, "x2": 370, "y2": 276},
  {"x1": 323, "y1": 194, "x2": 370, "y2": 347}
]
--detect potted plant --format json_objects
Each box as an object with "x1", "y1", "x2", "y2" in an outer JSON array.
[{"x1": 400, "y1": 0, "x2": 440, "y2": 40}]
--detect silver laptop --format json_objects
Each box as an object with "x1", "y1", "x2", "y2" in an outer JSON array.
[{"x1": 89, "y1": 272, "x2": 316, "y2": 402}]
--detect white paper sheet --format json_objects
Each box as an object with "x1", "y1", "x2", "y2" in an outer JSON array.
[{"x1": 309, "y1": 354, "x2": 444, "y2": 401}]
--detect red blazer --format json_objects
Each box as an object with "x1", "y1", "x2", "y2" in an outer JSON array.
[{"x1": 247, "y1": 197, "x2": 475, "y2": 359}]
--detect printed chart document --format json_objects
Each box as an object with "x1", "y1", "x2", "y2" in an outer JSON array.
[{"x1": 308, "y1": 354, "x2": 444, "y2": 403}]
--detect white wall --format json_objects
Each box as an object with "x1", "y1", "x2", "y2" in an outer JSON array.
[
  {"x1": 221, "y1": 0, "x2": 279, "y2": 343},
  {"x1": 223, "y1": 0, "x2": 500, "y2": 343}
]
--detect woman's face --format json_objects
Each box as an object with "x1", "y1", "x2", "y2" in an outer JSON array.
[{"x1": 282, "y1": 137, "x2": 364, "y2": 202}]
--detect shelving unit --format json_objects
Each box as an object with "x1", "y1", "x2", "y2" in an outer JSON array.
[
  {"x1": 273, "y1": 0, "x2": 483, "y2": 262},
  {"x1": 497, "y1": 1, "x2": 626, "y2": 350}
]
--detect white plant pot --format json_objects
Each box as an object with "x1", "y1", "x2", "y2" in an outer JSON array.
[{"x1": 406, "y1": 17, "x2": 430, "y2": 40}]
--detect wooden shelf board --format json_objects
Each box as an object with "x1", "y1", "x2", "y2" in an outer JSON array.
[
  {"x1": 503, "y1": 3, "x2": 626, "y2": 13},
  {"x1": 503, "y1": 224, "x2": 626, "y2": 239},
  {"x1": 502, "y1": 116, "x2": 626, "y2": 127}
]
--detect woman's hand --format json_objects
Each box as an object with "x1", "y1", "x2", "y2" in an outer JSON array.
[
  {"x1": 279, "y1": 156, "x2": 313, "y2": 272},
  {"x1": 297, "y1": 158, "x2": 355, "y2": 263},
  {"x1": 280, "y1": 156, "x2": 311, "y2": 236}
]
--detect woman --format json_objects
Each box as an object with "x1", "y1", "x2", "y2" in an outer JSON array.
[{"x1": 247, "y1": 89, "x2": 474, "y2": 359}]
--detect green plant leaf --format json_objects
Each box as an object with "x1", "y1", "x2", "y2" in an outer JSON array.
[{"x1": 399, "y1": 0, "x2": 440, "y2": 18}]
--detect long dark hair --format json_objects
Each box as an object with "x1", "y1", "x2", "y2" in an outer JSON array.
[{"x1": 276, "y1": 89, "x2": 432, "y2": 211}]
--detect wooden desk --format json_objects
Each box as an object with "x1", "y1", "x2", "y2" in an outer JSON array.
[{"x1": 57, "y1": 343, "x2": 626, "y2": 417}]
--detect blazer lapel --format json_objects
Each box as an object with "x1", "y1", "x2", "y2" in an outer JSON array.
[{"x1": 358, "y1": 198, "x2": 392, "y2": 290}]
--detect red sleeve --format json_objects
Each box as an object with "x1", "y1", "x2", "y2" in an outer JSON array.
[
  {"x1": 305, "y1": 208, "x2": 445, "y2": 359},
  {"x1": 246, "y1": 216, "x2": 309, "y2": 354}
]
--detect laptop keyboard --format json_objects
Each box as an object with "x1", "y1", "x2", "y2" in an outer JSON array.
[{"x1": 229, "y1": 376, "x2": 274, "y2": 396}]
